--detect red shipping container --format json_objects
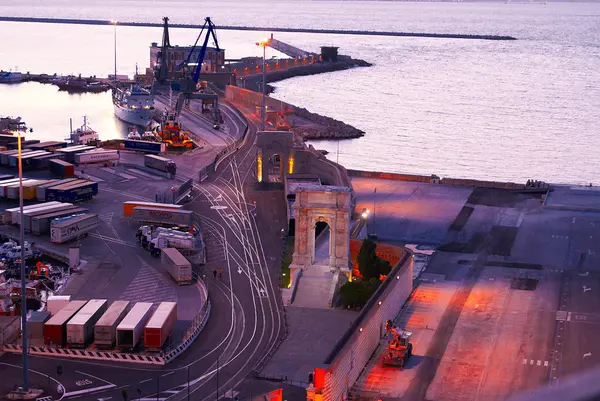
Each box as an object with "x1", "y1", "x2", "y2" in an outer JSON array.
[{"x1": 144, "y1": 302, "x2": 177, "y2": 350}]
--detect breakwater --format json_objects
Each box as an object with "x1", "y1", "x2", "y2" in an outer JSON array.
[{"x1": 0, "y1": 16, "x2": 517, "y2": 41}]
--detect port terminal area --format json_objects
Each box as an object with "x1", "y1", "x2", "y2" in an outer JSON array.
[{"x1": 1, "y1": 97, "x2": 600, "y2": 401}]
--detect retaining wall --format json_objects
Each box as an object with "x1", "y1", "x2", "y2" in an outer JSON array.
[{"x1": 309, "y1": 252, "x2": 413, "y2": 401}]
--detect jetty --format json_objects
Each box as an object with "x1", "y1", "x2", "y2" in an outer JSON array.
[{"x1": 0, "y1": 16, "x2": 517, "y2": 41}]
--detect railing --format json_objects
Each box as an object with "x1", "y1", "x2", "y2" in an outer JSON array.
[{"x1": 199, "y1": 120, "x2": 249, "y2": 182}]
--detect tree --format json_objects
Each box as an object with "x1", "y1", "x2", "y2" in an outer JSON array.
[{"x1": 357, "y1": 238, "x2": 379, "y2": 280}]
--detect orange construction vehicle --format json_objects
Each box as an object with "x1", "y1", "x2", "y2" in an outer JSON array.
[
  {"x1": 382, "y1": 319, "x2": 413, "y2": 368},
  {"x1": 157, "y1": 112, "x2": 194, "y2": 150},
  {"x1": 29, "y1": 261, "x2": 49, "y2": 279}
]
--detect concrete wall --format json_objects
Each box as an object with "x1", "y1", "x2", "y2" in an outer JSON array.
[{"x1": 308, "y1": 252, "x2": 413, "y2": 401}]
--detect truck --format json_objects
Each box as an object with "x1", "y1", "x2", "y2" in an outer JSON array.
[
  {"x1": 66, "y1": 299, "x2": 108, "y2": 347},
  {"x1": 144, "y1": 302, "x2": 177, "y2": 350},
  {"x1": 116, "y1": 302, "x2": 153, "y2": 350},
  {"x1": 149, "y1": 233, "x2": 195, "y2": 257},
  {"x1": 44, "y1": 300, "x2": 88, "y2": 347},
  {"x1": 45, "y1": 181, "x2": 98, "y2": 202},
  {"x1": 8, "y1": 151, "x2": 49, "y2": 167},
  {"x1": 50, "y1": 213, "x2": 99, "y2": 243},
  {"x1": 48, "y1": 159, "x2": 75, "y2": 178},
  {"x1": 94, "y1": 301, "x2": 130, "y2": 349},
  {"x1": 27, "y1": 153, "x2": 63, "y2": 170},
  {"x1": 123, "y1": 201, "x2": 183, "y2": 216},
  {"x1": 28, "y1": 207, "x2": 87, "y2": 235},
  {"x1": 144, "y1": 155, "x2": 176, "y2": 175},
  {"x1": 17, "y1": 202, "x2": 74, "y2": 225},
  {"x1": 133, "y1": 207, "x2": 193, "y2": 227},
  {"x1": 123, "y1": 140, "x2": 166, "y2": 154},
  {"x1": 161, "y1": 248, "x2": 192, "y2": 285},
  {"x1": 0, "y1": 174, "x2": 14, "y2": 180},
  {"x1": 381, "y1": 320, "x2": 413, "y2": 368},
  {"x1": 4, "y1": 243, "x2": 38, "y2": 260},
  {"x1": 7, "y1": 180, "x2": 51, "y2": 200},
  {"x1": 28, "y1": 141, "x2": 67, "y2": 151},
  {"x1": 4, "y1": 202, "x2": 62, "y2": 224},
  {"x1": 36, "y1": 178, "x2": 78, "y2": 201},
  {"x1": 74, "y1": 149, "x2": 119, "y2": 165},
  {"x1": 54, "y1": 145, "x2": 96, "y2": 163}
]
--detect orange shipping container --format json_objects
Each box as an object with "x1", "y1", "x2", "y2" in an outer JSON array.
[{"x1": 122, "y1": 201, "x2": 183, "y2": 216}]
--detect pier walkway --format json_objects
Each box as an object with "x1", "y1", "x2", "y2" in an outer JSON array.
[{"x1": 0, "y1": 16, "x2": 518, "y2": 41}]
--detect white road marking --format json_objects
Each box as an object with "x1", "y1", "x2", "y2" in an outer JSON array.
[
  {"x1": 537, "y1": 360, "x2": 541, "y2": 366},
  {"x1": 164, "y1": 390, "x2": 179, "y2": 394},
  {"x1": 583, "y1": 286, "x2": 592, "y2": 293},
  {"x1": 530, "y1": 360, "x2": 534, "y2": 365},
  {"x1": 62, "y1": 385, "x2": 117, "y2": 398},
  {"x1": 584, "y1": 352, "x2": 592, "y2": 358},
  {"x1": 161, "y1": 371, "x2": 175, "y2": 378},
  {"x1": 522, "y1": 359, "x2": 527, "y2": 365},
  {"x1": 139, "y1": 379, "x2": 152, "y2": 384},
  {"x1": 544, "y1": 361, "x2": 549, "y2": 367}
]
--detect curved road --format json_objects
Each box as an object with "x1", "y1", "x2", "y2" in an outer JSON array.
[{"x1": 0, "y1": 102, "x2": 286, "y2": 401}]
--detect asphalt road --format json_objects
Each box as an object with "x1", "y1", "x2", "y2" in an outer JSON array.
[{"x1": 0, "y1": 100, "x2": 286, "y2": 401}]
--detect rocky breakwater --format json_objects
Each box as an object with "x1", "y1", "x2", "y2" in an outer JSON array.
[{"x1": 292, "y1": 107, "x2": 365, "y2": 140}]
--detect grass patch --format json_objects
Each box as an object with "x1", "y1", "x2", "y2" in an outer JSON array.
[{"x1": 280, "y1": 236, "x2": 294, "y2": 288}]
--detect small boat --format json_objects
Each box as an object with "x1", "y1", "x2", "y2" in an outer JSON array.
[
  {"x1": 69, "y1": 116, "x2": 99, "y2": 145},
  {"x1": 127, "y1": 126, "x2": 142, "y2": 140},
  {"x1": 56, "y1": 76, "x2": 108, "y2": 93},
  {"x1": 0, "y1": 71, "x2": 23, "y2": 84}
]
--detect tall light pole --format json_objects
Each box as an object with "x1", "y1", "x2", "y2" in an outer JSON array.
[
  {"x1": 18, "y1": 130, "x2": 29, "y2": 392},
  {"x1": 256, "y1": 39, "x2": 270, "y2": 131},
  {"x1": 361, "y1": 208, "x2": 370, "y2": 239},
  {"x1": 111, "y1": 20, "x2": 118, "y2": 83}
]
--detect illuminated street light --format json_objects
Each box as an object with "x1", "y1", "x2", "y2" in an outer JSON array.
[
  {"x1": 361, "y1": 208, "x2": 370, "y2": 238},
  {"x1": 255, "y1": 38, "x2": 271, "y2": 131}
]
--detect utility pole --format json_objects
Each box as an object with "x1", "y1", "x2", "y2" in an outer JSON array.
[
  {"x1": 216, "y1": 356, "x2": 219, "y2": 401},
  {"x1": 18, "y1": 131, "x2": 29, "y2": 393},
  {"x1": 261, "y1": 43, "x2": 266, "y2": 131},
  {"x1": 373, "y1": 187, "x2": 377, "y2": 236}
]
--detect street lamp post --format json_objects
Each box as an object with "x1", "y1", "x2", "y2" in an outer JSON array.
[
  {"x1": 111, "y1": 20, "x2": 118, "y2": 83},
  {"x1": 361, "y1": 208, "x2": 370, "y2": 239},
  {"x1": 18, "y1": 131, "x2": 29, "y2": 392},
  {"x1": 256, "y1": 39, "x2": 270, "y2": 131}
]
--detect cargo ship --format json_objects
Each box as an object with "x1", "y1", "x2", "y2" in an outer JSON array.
[
  {"x1": 55, "y1": 76, "x2": 108, "y2": 93},
  {"x1": 68, "y1": 117, "x2": 99, "y2": 145},
  {"x1": 113, "y1": 85, "x2": 155, "y2": 127}
]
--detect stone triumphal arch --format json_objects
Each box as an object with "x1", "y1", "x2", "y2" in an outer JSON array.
[{"x1": 289, "y1": 185, "x2": 352, "y2": 276}]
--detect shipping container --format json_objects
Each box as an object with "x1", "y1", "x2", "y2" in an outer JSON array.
[
  {"x1": 0, "y1": 316, "x2": 20, "y2": 345},
  {"x1": 28, "y1": 141, "x2": 68, "y2": 151},
  {"x1": 133, "y1": 207, "x2": 193, "y2": 226},
  {"x1": 123, "y1": 201, "x2": 183, "y2": 217},
  {"x1": 66, "y1": 299, "x2": 107, "y2": 347},
  {"x1": 144, "y1": 302, "x2": 177, "y2": 350},
  {"x1": 123, "y1": 140, "x2": 166, "y2": 154},
  {"x1": 0, "y1": 178, "x2": 26, "y2": 198},
  {"x1": 6, "y1": 139, "x2": 41, "y2": 150},
  {"x1": 49, "y1": 159, "x2": 75, "y2": 178},
  {"x1": 4, "y1": 202, "x2": 62, "y2": 224},
  {"x1": 9, "y1": 151, "x2": 49, "y2": 167},
  {"x1": 5, "y1": 180, "x2": 47, "y2": 200},
  {"x1": 0, "y1": 150, "x2": 20, "y2": 165},
  {"x1": 36, "y1": 178, "x2": 78, "y2": 201},
  {"x1": 161, "y1": 248, "x2": 192, "y2": 285},
  {"x1": 0, "y1": 174, "x2": 14, "y2": 180},
  {"x1": 46, "y1": 295, "x2": 71, "y2": 315},
  {"x1": 54, "y1": 145, "x2": 96, "y2": 163},
  {"x1": 94, "y1": 301, "x2": 130, "y2": 349},
  {"x1": 27, "y1": 311, "x2": 51, "y2": 346},
  {"x1": 44, "y1": 300, "x2": 87, "y2": 347},
  {"x1": 0, "y1": 134, "x2": 22, "y2": 145},
  {"x1": 26, "y1": 153, "x2": 63, "y2": 170},
  {"x1": 75, "y1": 149, "x2": 118, "y2": 165},
  {"x1": 29, "y1": 207, "x2": 88, "y2": 235},
  {"x1": 45, "y1": 181, "x2": 98, "y2": 202},
  {"x1": 144, "y1": 155, "x2": 176, "y2": 174},
  {"x1": 17, "y1": 202, "x2": 74, "y2": 225},
  {"x1": 50, "y1": 213, "x2": 99, "y2": 243},
  {"x1": 116, "y1": 302, "x2": 153, "y2": 350}
]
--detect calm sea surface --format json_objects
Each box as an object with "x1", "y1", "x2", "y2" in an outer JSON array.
[{"x1": 0, "y1": 1, "x2": 599, "y2": 184}]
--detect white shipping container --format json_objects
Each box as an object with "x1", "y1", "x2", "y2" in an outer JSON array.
[
  {"x1": 161, "y1": 248, "x2": 192, "y2": 285},
  {"x1": 66, "y1": 299, "x2": 107, "y2": 346},
  {"x1": 50, "y1": 214, "x2": 99, "y2": 243},
  {"x1": 17, "y1": 203, "x2": 73, "y2": 226},
  {"x1": 46, "y1": 295, "x2": 72, "y2": 316},
  {"x1": 6, "y1": 201, "x2": 62, "y2": 224},
  {"x1": 116, "y1": 302, "x2": 153, "y2": 349},
  {"x1": 94, "y1": 301, "x2": 130, "y2": 348},
  {"x1": 74, "y1": 150, "x2": 119, "y2": 165}
]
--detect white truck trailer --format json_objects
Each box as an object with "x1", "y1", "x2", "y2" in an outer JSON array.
[
  {"x1": 50, "y1": 213, "x2": 99, "y2": 243},
  {"x1": 94, "y1": 300, "x2": 130, "y2": 349},
  {"x1": 66, "y1": 299, "x2": 108, "y2": 347},
  {"x1": 132, "y1": 207, "x2": 193, "y2": 227},
  {"x1": 161, "y1": 248, "x2": 192, "y2": 285},
  {"x1": 116, "y1": 302, "x2": 153, "y2": 350}
]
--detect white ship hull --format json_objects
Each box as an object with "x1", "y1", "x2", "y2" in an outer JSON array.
[{"x1": 113, "y1": 103, "x2": 154, "y2": 126}]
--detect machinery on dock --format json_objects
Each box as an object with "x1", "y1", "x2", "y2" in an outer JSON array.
[
  {"x1": 173, "y1": 17, "x2": 222, "y2": 129},
  {"x1": 154, "y1": 17, "x2": 172, "y2": 84},
  {"x1": 382, "y1": 319, "x2": 413, "y2": 368}
]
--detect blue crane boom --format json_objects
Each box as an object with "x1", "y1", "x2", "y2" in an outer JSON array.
[{"x1": 181, "y1": 17, "x2": 220, "y2": 85}]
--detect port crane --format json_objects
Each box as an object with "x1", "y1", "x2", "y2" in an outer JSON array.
[
  {"x1": 173, "y1": 17, "x2": 222, "y2": 128},
  {"x1": 154, "y1": 16, "x2": 172, "y2": 84}
]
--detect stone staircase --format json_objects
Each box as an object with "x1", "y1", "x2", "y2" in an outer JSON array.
[{"x1": 291, "y1": 265, "x2": 335, "y2": 308}]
